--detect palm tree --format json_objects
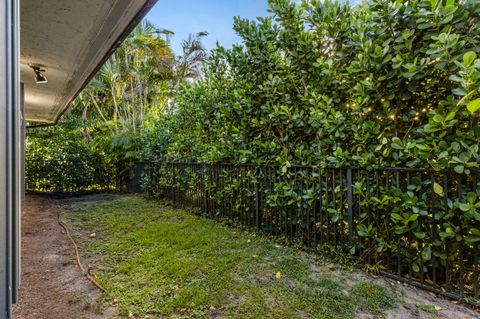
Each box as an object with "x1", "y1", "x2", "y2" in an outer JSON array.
[
  {"x1": 167, "y1": 31, "x2": 209, "y2": 110},
  {"x1": 73, "y1": 21, "x2": 208, "y2": 166},
  {"x1": 77, "y1": 20, "x2": 174, "y2": 133}
]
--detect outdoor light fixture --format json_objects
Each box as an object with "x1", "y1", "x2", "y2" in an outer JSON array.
[{"x1": 30, "y1": 65, "x2": 48, "y2": 84}]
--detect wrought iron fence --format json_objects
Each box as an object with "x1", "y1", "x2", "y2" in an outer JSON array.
[{"x1": 142, "y1": 162, "x2": 480, "y2": 306}]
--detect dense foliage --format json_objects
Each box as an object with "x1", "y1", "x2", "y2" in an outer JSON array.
[
  {"x1": 28, "y1": 1, "x2": 480, "y2": 171},
  {"x1": 26, "y1": 117, "x2": 118, "y2": 192},
  {"x1": 141, "y1": 0, "x2": 480, "y2": 174},
  {"x1": 27, "y1": 21, "x2": 207, "y2": 189}
]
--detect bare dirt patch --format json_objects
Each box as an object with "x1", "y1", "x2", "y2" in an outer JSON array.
[
  {"x1": 12, "y1": 195, "x2": 116, "y2": 319},
  {"x1": 308, "y1": 262, "x2": 480, "y2": 319}
]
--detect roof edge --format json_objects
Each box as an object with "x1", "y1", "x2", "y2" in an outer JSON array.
[{"x1": 27, "y1": 0, "x2": 158, "y2": 128}]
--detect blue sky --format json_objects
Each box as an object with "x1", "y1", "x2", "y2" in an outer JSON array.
[{"x1": 145, "y1": 0, "x2": 359, "y2": 54}]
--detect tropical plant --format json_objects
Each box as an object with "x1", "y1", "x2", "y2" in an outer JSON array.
[
  {"x1": 27, "y1": 20, "x2": 208, "y2": 183},
  {"x1": 143, "y1": 0, "x2": 479, "y2": 172}
]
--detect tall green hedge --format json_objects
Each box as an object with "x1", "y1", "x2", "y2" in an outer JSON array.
[
  {"x1": 141, "y1": 0, "x2": 480, "y2": 173},
  {"x1": 26, "y1": 117, "x2": 118, "y2": 192}
]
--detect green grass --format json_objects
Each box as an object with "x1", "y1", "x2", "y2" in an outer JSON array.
[
  {"x1": 64, "y1": 195, "x2": 396, "y2": 319},
  {"x1": 351, "y1": 282, "x2": 396, "y2": 313}
]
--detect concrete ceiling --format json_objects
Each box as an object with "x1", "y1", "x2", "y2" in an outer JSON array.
[{"x1": 21, "y1": 0, "x2": 157, "y2": 124}]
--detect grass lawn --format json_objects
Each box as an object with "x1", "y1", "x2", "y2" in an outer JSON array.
[{"x1": 63, "y1": 195, "x2": 396, "y2": 318}]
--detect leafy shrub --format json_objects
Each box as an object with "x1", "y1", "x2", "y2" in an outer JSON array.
[
  {"x1": 142, "y1": 0, "x2": 480, "y2": 172},
  {"x1": 26, "y1": 116, "x2": 118, "y2": 192}
]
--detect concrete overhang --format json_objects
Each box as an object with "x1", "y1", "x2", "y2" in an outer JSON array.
[{"x1": 21, "y1": 0, "x2": 157, "y2": 124}]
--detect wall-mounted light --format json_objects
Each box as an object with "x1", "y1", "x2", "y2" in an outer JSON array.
[{"x1": 29, "y1": 65, "x2": 48, "y2": 84}]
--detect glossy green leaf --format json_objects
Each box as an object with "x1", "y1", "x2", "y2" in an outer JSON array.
[
  {"x1": 433, "y1": 182, "x2": 444, "y2": 197},
  {"x1": 463, "y1": 51, "x2": 477, "y2": 67},
  {"x1": 467, "y1": 98, "x2": 480, "y2": 114}
]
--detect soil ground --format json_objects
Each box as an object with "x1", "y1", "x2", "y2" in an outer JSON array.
[{"x1": 12, "y1": 195, "x2": 116, "y2": 319}]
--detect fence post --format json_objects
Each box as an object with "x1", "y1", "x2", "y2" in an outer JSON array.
[
  {"x1": 148, "y1": 162, "x2": 153, "y2": 197},
  {"x1": 255, "y1": 167, "x2": 260, "y2": 232},
  {"x1": 347, "y1": 168, "x2": 353, "y2": 244},
  {"x1": 204, "y1": 164, "x2": 208, "y2": 215},
  {"x1": 171, "y1": 163, "x2": 176, "y2": 208}
]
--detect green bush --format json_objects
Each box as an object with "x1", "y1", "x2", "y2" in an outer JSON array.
[
  {"x1": 26, "y1": 116, "x2": 118, "y2": 192},
  {"x1": 142, "y1": 0, "x2": 480, "y2": 172}
]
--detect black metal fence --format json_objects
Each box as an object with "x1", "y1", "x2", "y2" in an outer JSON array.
[{"x1": 142, "y1": 162, "x2": 480, "y2": 306}]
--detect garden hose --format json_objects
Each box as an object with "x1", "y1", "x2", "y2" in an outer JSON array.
[{"x1": 57, "y1": 211, "x2": 106, "y2": 293}]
